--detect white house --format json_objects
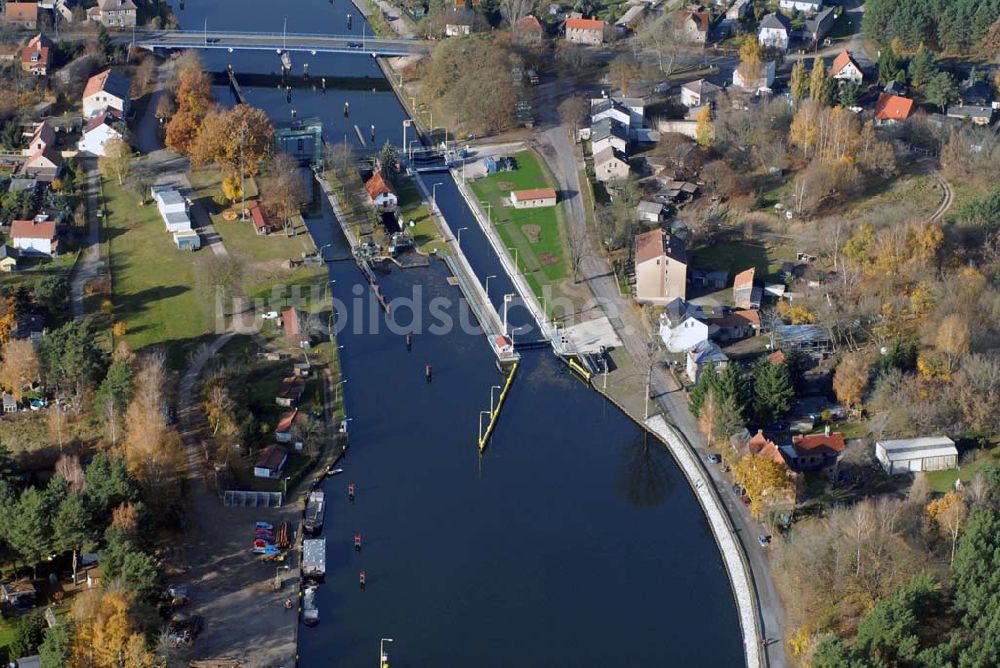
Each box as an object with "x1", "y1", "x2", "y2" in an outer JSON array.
[
  {"x1": 680, "y1": 79, "x2": 722, "y2": 108},
  {"x1": 686, "y1": 340, "x2": 728, "y2": 383},
  {"x1": 364, "y1": 172, "x2": 398, "y2": 213},
  {"x1": 77, "y1": 110, "x2": 124, "y2": 156},
  {"x1": 82, "y1": 68, "x2": 130, "y2": 118},
  {"x1": 758, "y1": 13, "x2": 791, "y2": 51},
  {"x1": 875, "y1": 437, "x2": 959, "y2": 475},
  {"x1": 590, "y1": 98, "x2": 632, "y2": 128},
  {"x1": 511, "y1": 188, "x2": 557, "y2": 208},
  {"x1": 659, "y1": 299, "x2": 710, "y2": 352},
  {"x1": 733, "y1": 60, "x2": 777, "y2": 92},
  {"x1": 152, "y1": 186, "x2": 193, "y2": 234},
  {"x1": 565, "y1": 17, "x2": 606, "y2": 45},
  {"x1": 593, "y1": 147, "x2": 630, "y2": 182},
  {"x1": 726, "y1": 0, "x2": 750, "y2": 20},
  {"x1": 829, "y1": 50, "x2": 863, "y2": 85},
  {"x1": 11, "y1": 215, "x2": 57, "y2": 256},
  {"x1": 779, "y1": 0, "x2": 821, "y2": 12}
]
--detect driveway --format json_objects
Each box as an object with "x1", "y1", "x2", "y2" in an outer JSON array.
[{"x1": 70, "y1": 161, "x2": 104, "y2": 320}]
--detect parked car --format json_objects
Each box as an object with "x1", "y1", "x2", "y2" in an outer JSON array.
[
  {"x1": 707, "y1": 454, "x2": 722, "y2": 464},
  {"x1": 262, "y1": 311, "x2": 279, "y2": 320},
  {"x1": 757, "y1": 534, "x2": 772, "y2": 547}
]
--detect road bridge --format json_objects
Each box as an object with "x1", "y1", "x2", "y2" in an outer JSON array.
[{"x1": 127, "y1": 29, "x2": 431, "y2": 57}]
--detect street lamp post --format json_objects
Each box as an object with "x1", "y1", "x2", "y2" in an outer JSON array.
[
  {"x1": 508, "y1": 247, "x2": 519, "y2": 271},
  {"x1": 490, "y1": 385, "x2": 501, "y2": 413},
  {"x1": 431, "y1": 183, "x2": 440, "y2": 209},
  {"x1": 485, "y1": 274, "x2": 496, "y2": 297},
  {"x1": 502, "y1": 293, "x2": 514, "y2": 335},
  {"x1": 479, "y1": 410, "x2": 491, "y2": 443},
  {"x1": 478, "y1": 200, "x2": 492, "y2": 223},
  {"x1": 380, "y1": 638, "x2": 394, "y2": 668},
  {"x1": 408, "y1": 139, "x2": 420, "y2": 160},
  {"x1": 457, "y1": 227, "x2": 468, "y2": 246},
  {"x1": 401, "y1": 119, "x2": 412, "y2": 153}
]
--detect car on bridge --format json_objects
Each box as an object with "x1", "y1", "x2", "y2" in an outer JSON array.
[{"x1": 346, "y1": 41, "x2": 363, "y2": 48}]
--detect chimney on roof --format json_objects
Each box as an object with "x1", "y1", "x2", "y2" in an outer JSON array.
[{"x1": 824, "y1": 424, "x2": 831, "y2": 437}]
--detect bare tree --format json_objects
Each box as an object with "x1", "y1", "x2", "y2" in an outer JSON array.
[{"x1": 499, "y1": 0, "x2": 533, "y2": 27}]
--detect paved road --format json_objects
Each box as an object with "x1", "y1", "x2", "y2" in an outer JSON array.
[{"x1": 534, "y1": 109, "x2": 788, "y2": 665}]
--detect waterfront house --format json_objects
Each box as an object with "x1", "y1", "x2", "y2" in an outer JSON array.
[
  {"x1": 681, "y1": 79, "x2": 722, "y2": 108},
  {"x1": 77, "y1": 110, "x2": 124, "y2": 157},
  {"x1": 686, "y1": 340, "x2": 728, "y2": 383},
  {"x1": 253, "y1": 445, "x2": 288, "y2": 478},
  {"x1": 677, "y1": 9, "x2": 710, "y2": 44},
  {"x1": 87, "y1": 0, "x2": 137, "y2": 27},
  {"x1": 659, "y1": 298, "x2": 710, "y2": 353},
  {"x1": 565, "y1": 17, "x2": 606, "y2": 45},
  {"x1": 510, "y1": 188, "x2": 557, "y2": 208},
  {"x1": 275, "y1": 411, "x2": 298, "y2": 444},
  {"x1": 20, "y1": 33, "x2": 53, "y2": 76},
  {"x1": 276, "y1": 376, "x2": 306, "y2": 408},
  {"x1": 593, "y1": 147, "x2": 630, "y2": 183},
  {"x1": 732, "y1": 268, "x2": 761, "y2": 309},
  {"x1": 4, "y1": 3, "x2": 38, "y2": 29},
  {"x1": 281, "y1": 307, "x2": 311, "y2": 348},
  {"x1": 874, "y1": 93, "x2": 914, "y2": 125},
  {"x1": 11, "y1": 216, "x2": 57, "y2": 256},
  {"x1": 758, "y1": 13, "x2": 791, "y2": 51},
  {"x1": 0, "y1": 246, "x2": 19, "y2": 272},
  {"x1": 875, "y1": 436, "x2": 958, "y2": 475},
  {"x1": 82, "y1": 68, "x2": 131, "y2": 118},
  {"x1": 634, "y1": 228, "x2": 687, "y2": 304},
  {"x1": 364, "y1": 172, "x2": 398, "y2": 213},
  {"x1": 829, "y1": 50, "x2": 863, "y2": 85},
  {"x1": 248, "y1": 199, "x2": 276, "y2": 235}
]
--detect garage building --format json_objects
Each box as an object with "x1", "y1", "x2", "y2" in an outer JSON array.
[{"x1": 875, "y1": 436, "x2": 958, "y2": 475}]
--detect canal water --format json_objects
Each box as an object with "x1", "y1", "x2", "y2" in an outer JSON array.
[{"x1": 167, "y1": 1, "x2": 744, "y2": 665}]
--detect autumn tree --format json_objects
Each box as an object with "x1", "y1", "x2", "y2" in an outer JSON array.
[
  {"x1": 98, "y1": 137, "x2": 133, "y2": 186},
  {"x1": 935, "y1": 313, "x2": 970, "y2": 371},
  {"x1": 165, "y1": 54, "x2": 214, "y2": 155},
  {"x1": 0, "y1": 338, "x2": 40, "y2": 401},
  {"x1": 734, "y1": 453, "x2": 793, "y2": 518},
  {"x1": 609, "y1": 53, "x2": 641, "y2": 95},
  {"x1": 72, "y1": 589, "x2": 160, "y2": 668},
  {"x1": 736, "y1": 36, "x2": 764, "y2": 87},
  {"x1": 833, "y1": 352, "x2": 871, "y2": 410},
  {"x1": 927, "y1": 491, "x2": 968, "y2": 564},
  {"x1": 789, "y1": 60, "x2": 808, "y2": 106},
  {"x1": 188, "y1": 104, "x2": 274, "y2": 177},
  {"x1": 259, "y1": 152, "x2": 308, "y2": 233},
  {"x1": 123, "y1": 353, "x2": 184, "y2": 513},
  {"x1": 695, "y1": 106, "x2": 712, "y2": 147},
  {"x1": 558, "y1": 95, "x2": 589, "y2": 137}
]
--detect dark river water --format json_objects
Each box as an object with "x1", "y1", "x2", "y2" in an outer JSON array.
[{"x1": 167, "y1": 1, "x2": 744, "y2": 665}]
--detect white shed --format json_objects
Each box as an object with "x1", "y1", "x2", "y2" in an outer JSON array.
[
  {"x1": 875, "y1": 436, "x2": 958, "y2": 475},
  {"x1": 152, "y1": 186, "x2": 192, "y2": 234}
]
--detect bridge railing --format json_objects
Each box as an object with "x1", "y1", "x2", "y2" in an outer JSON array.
[{"x1": 136, "y1": 29, "x2": 417, "y2": 42}]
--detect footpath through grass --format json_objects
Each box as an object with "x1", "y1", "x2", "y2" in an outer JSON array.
[
  {"x1": 104, "y1": 179, "x2": 212, "y2": 368},
  {"x1": 469, "y1": 149, "x2": 569, "y2": 298},
  {"x1": 396, "y1": 177, "x2": 446, "y2": 255}
]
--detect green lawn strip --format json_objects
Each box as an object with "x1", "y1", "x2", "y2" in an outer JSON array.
[
  {"x1": 926, "y1": 449, "x2": 1000, "y2": 494},
  {"x1": 690, "y1": 241, "x2": 779, "y2": 282},
  {"x1": 396, "y1": 178, "x2": 447, "y2": 255},
  {"x1": 104, "y1": 179, "x2": 212, "y2": 368}
]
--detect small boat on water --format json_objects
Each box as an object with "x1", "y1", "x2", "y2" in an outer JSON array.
[
  {"x1": 326, "y1": 467, "x2": 344, "y2": 477},
  {"x1": 302, "y1": 585, "x2": 319, "y2": 626}
]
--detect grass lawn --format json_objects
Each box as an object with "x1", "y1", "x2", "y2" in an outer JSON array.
[
  {"x1": 926, "y1": 447, "x2": 1000, "y2": 493},
  {"x1": 469, "y1": 149, "x2": 569, "y2": 294},
  {"x1": 0, "y1": 617, "x2": 14, "y2": 661},
  {"x1": 104, "y1": 179, "x2": 213, "y2": 369},
  {"x1": 396, "y1": 178, "x2": 446, "y2": 255},
  {"x1": 846, "y1": 172, "x2": 942, "y2": 222},
  {"x1": 690, "y1": 240, "x2": 787, "y2": 283}
]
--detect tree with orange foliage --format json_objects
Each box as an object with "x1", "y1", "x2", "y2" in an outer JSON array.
[
  {"x1": 926, "y1": 491, "x2": 968, "y2": 564},
  {"x1": 165, "y1": 54, "x2": 214, "y2": 155},
  {"x1": 0, "y1": 338, "x2": 40, "y2": 401},
  {"x1": 71, "y1": 588, "x2": 161, "y2": 668},
  {"x1": 833, "y1": 352, "x2": 870, "y2": 410}
]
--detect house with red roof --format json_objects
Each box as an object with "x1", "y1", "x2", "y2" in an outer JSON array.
[
  {"x1": 253, "y1": 445, "x2": 288, "y2": 478},
  {"x1": 20, "y1": 33, "x2": 53, "y2": 76},
  {"x1": 634, "y1": 228, "x2": 687, "y2": 304},
  {"x1": 275, "y1": 411, "x2": 299, "y2": 444},
  {"x1": 24, "y1": 122, "x2": 55, "y2": 154},
  {"x1": 78, "y1": 110, "x2": 124, "y2": 157},
  {"x1": 747, "y1": 430, "x2": 799, "y2": 506},
  {"x1": 281, "y1": 307, "x2": 311, "y2": 348},
  {"x1": 11, "y1": 215, "x2": 58, "y2": 256},
  {"x1": 248, "y1": 200, "x2": 277, "y2": 236},
  {"x1": 364, "y1": 172, "x2": 398, "y2": 213},
  {"x1": 677, "y1": 9, "x2": 710, "y2": 44},
  {"x1": 829, "y1": 49, "x2": 863, "y2": 86},
  {"x1": 565, "y1": 17, "x2": 605, "y2": 45},
  {"x1": 732, "y1": 267, "x2": 761, "y2": 309},
  {"x1": 790, "y1": 427, "x2": 845, "y2": 469},
  {"x1": 515, "y1": 14, "x2": 544, "y2": 43},
  {"x1": 21, "y1": 146, "x2": 63, "y2": 183},
  {"x1": 4, "y1": 3, "x2": 38, "y2": 29},
  {"x1": 82, "y1": 68, "x2": 131, "y2": 118},
  {"x1": 874, "y1": 92, "x2": 914, "y2": 125}
]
